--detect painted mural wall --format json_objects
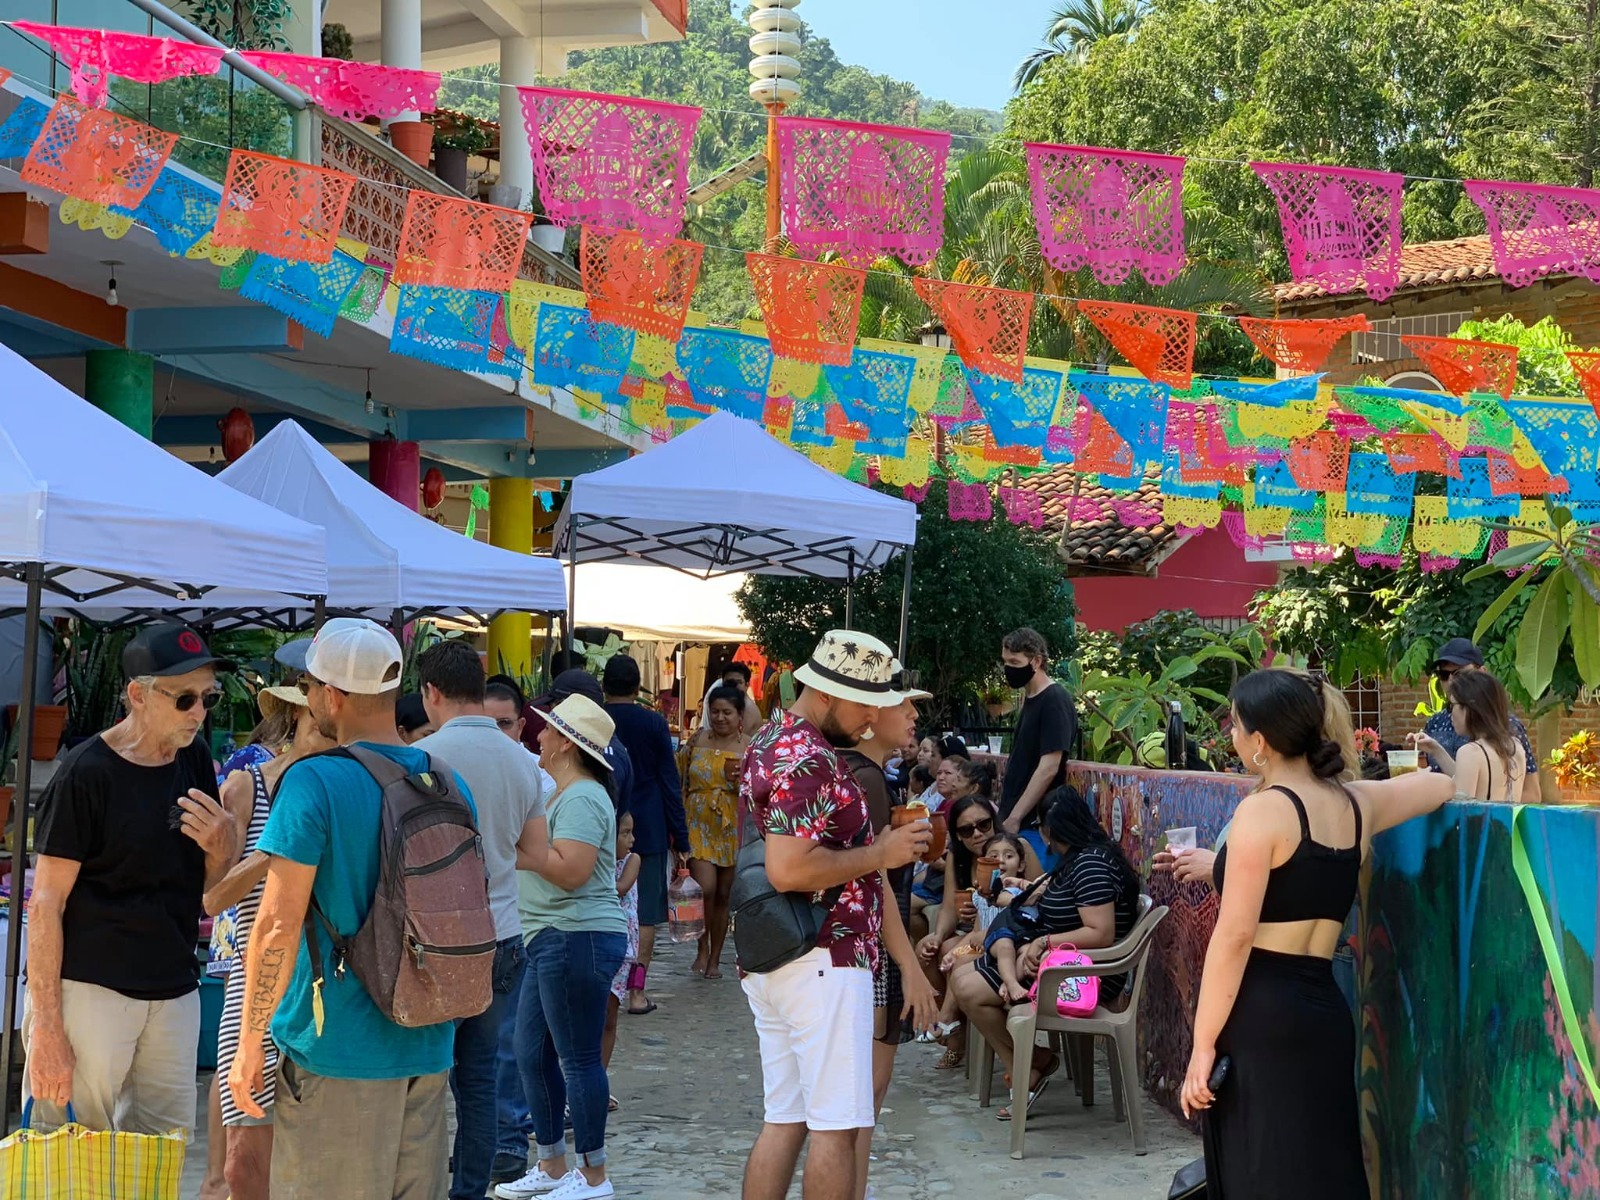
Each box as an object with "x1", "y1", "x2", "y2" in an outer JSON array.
[{"x1": 1070, "y1": 762, "x2": 1600, "y2": 1199}]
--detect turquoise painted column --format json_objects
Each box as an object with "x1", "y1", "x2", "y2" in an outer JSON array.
[{"x1": 84, "y1": 350, "x2": 154, "y2": 438}]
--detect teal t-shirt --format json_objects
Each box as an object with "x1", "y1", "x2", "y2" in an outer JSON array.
[
  {"x1": 258, "y1": 742, "x2": 475, "y2": 1080},
  {"x1": 518, "y1": 779, "x2": 626, "y2": 937}
]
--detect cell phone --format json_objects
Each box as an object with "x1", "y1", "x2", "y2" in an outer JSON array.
[
  {"x1": 988, "y1": 869, "x2": 1004, "y2": 900},
  {"x1": 1207, "y1": 1054, "x2": 1231, "y2": 1093}
]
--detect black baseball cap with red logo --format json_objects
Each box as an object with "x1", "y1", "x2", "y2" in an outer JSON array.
[{"x1": 121, "y1": 622, "x2": 235, "y2": 678}]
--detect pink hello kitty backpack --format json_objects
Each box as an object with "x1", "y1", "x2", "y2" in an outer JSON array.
[{"x1": 1028, "y1": 943, "x2": 1099, "y2": 1017}]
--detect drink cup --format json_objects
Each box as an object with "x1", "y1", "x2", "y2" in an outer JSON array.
[
  {"x1": 986, "y1": 735, "x2": 1003, "y2": 754},
  {"x1": 1166, "y1": 826, "x2": 1198, "y2": 853},
  {"x1": 1387, "y1": 749, "x2": 1419, "y2": 776},
  {"x1": 922, "y1": 810, "x2": 947, "y2": 864}
]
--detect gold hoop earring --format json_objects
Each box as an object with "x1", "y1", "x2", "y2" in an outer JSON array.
[{"x1": 1252, "y1": 750, "x2": 1267, "y2": 768}]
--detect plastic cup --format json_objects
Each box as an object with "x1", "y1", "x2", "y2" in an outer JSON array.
[
  {"x1": 1166, "y1": 826, "x2": 1197, "y2": 853},
  {"x1": 1387, "y1": 749, "x2": 1419, "y2": 776},
  {"x1": 986, "y1": 735, "x2": 1003, "y2": 754}
]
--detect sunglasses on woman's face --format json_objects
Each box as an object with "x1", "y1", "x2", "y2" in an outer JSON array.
[
  {"x1": 154, "y1": 685, "x2": 222, "y2": 713},
  {"x1": 956, "y1": 816, "x2": 995, "y2": 839}
]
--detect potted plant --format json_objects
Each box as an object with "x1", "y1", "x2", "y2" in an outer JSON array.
[
  {"x1": 432, "y1": 115, "x2": 490, "y2": 194},
  {"x1": 976, "y1": 677, "x2": 1016, "y2": 720},
  {"x1": 1547, "y1": 730, "x2": 1600, "y2": 804}
]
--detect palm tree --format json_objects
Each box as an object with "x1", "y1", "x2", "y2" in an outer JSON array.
[{"x1": 1013, "y1": 0, "x2": 1146, "y2": 91}]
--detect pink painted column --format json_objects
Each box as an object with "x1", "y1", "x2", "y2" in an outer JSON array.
[{"x1": 369, "y1": 438, "x2": 421, "y2": 511}]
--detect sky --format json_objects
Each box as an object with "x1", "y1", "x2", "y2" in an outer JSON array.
[{"x1": 790, "y1": 0, "x2": 1051, "y2": 113}]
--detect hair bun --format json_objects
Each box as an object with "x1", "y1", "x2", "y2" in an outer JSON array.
[{"x1": 1307, "y1": 738, "x2": 1347, "y2": 780}]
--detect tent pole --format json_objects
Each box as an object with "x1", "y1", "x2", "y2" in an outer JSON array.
[
  {"x1": 844, "y1": 550, "x2": 855, "y2": 627},
  {"x1": 896, "y1": 545, "x2": 914, "y2": 661},
  {"x1": 312, "y1": 595, "x2": 326, "y2": 633},
  {"x1": 2, "y1": 564, "x2": 43, "y2": 1133},
  {"x1": 564, "y1": 529, "x2": 577, "y2": 660},
  {"x1": 543, "y1": 613, "x2": 553, "y2": 690}
]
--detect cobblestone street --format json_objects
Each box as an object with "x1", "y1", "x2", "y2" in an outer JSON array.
[{"x1": 184, "y1": 938, "x2": 1198, "y2": 1198}]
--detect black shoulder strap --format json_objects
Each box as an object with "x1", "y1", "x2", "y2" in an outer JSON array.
[
  {"x1": 1345, "y1": 785, "x2": 1364, "y2": 843},
  {"x1": 1268, "y1": 785, "x2": 1312, "y2": 841}
]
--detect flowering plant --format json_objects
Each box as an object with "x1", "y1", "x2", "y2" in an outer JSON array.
[
  {"x1": 1353, "y1": 727, "x2": 1381, "y2": 758},
  {"x1": 1548, "y1": 730, "x2": 1600, "y2": 791}
]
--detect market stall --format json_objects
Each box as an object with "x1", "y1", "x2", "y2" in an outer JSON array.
[
  {"x1": 0, "y1": 341, "x2": 328, "y2": 1129},
  {"x1": 553, "y1": 410, "x2": 918, "y2": 652}
]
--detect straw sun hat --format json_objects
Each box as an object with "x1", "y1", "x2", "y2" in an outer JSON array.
[
  {"x1": 533, "y1": 694, "x2": 616, "y2": 772},
  {"x1": 793, "y1": 630, "x2": 929, "y2": 707},
  {"x1": 257, "y1": 683, "x2": 308, "y2": 721}
]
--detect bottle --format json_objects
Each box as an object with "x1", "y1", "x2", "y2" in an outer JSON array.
[
  {"x1": 668, "y1": 870, "x2": 704, "y2": 943},
  {"x1": 1165, "y1": 700, "x2": 1188, "y2": 770}
]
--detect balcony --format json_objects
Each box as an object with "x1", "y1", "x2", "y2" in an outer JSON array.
[{"x1": 327, "y1": 0, "x2": 688, "y2": 74}]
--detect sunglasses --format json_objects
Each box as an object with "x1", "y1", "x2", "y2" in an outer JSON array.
[
  {"x1": 956, "y1": 816, "x2": 995, "y2": 839},
  {"x1": 154, "y1": 685, "x2": 222, "y2": 713}
]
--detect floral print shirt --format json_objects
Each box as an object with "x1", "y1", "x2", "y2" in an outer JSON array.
[{"x1": 741, "y1": 710, "x2": 881, "y2": 970}]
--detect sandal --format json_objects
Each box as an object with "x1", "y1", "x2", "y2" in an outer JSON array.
[
  {"x1": 608, "y1": 1096, "x2": 619, "y2": 1112},
  {"x1": 934, "y1": 1045, "x2": 966, "y2": 1070},
  {"x1": 996, "y1": 1077, "x2": 1051, "y2": 1121}
]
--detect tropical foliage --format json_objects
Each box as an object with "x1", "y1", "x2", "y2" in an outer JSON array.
[
  {"x1": 1005, "y1": 0, "x2": 1600, "y2": 271},
  {"x1": 734, "y1": 480, "x2": 1076, "y2": 725},
  {"x1": 439, "y1": 3, "x2": 998, "y2": 326},
  {"x1": 1014, "y1": 0, "x2": 1147, "y2": 90}
]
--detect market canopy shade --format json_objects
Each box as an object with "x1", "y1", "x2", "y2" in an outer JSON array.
[
  {"x1": 0, "y1": 340, "x2": 327, "y2": 604},
  {"x1": 564, "y1": 564, "x2": 749, "y2": 642},
  {"x1": 553, "y1": 410, "x2": 918, "y2": 579},
  {"x1": 212, "y1": 421, "x2": 567, "y2": 618}
]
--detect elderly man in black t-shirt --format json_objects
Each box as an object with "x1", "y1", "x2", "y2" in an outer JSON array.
[
  {"x1": 998, "y1": 627, "x2": 1078, "y2": 864},
  {"x1": 24, "y1": 622, "x2": 239, "y2": 1134}
]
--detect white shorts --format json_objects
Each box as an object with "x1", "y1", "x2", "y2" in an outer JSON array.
[{"x1": 741, "y1": 947, "x2": 874, "y2": 1131}]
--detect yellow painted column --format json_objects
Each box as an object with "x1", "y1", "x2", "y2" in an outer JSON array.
[{"x1": 487, "y1": 477, "x2": 533, "y2": 678}]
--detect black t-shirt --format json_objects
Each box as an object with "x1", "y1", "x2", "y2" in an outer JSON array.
[
  {"x1": 1000, "y1": 682, "x2": 1077, "y2": 828},
  {"x1": 34, "y1": 733, "x2": 217, "y2": 1000}
]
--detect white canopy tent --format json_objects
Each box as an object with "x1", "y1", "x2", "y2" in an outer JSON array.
[
  {"x1": 0, "y1": 340, "x2": 329, "y2": 1127},
  {"x1": 563, "y1": 564, "x2": 749, "y2": 643},
  {"x1": 553, "y1": 411, "x2": 919, "y2": 653},
  {"x1": 35, "y1": 421, "x2": 570, "y2": 627}
]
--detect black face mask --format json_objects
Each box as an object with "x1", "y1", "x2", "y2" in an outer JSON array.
[{"x1": 1003, "y1": 662, "x2": 1037, "y2": 689}]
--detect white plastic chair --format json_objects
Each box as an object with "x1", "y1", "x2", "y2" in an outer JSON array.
[{"x1": 1005, "y1": 901, "x2": 1169, "y2": 1156}]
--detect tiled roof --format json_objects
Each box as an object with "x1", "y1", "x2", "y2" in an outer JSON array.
[
  {"x1": 1275, "y1": 235, "x2": 1501, "y2": 303},
  {"x1": 1015, "y1": 464, "x2": 1186, "y2": 574}
]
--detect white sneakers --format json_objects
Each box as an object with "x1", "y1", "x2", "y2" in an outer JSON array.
[{"x1": 494, "y1": 1165, "x2": 613, "y2": 1200}]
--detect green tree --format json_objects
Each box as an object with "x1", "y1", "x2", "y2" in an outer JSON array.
[
  {"x1": 1005, "y1": 0, "x2": 1600, "y2": 275},
  {"x1": 734, "y1": 480, "x2": 1076, "y2": 723},
  {"x1": 1452, "y1": 315, "x2": 1582, "y2": 397},
  {"x1": 1014, "y1": 0, "x2": 1147, "y2": 91}
]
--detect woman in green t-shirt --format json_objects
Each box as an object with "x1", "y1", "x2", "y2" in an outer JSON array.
[{"x1": 503, "y1": 696, "x2": 627, "y2": 1200}]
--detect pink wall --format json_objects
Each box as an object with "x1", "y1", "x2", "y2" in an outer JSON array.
[{"x1": 1072, "y1": 527, "x2": 1279, "y2": 633}]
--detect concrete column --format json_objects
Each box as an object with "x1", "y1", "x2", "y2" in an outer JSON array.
[
  {"x1": 84, "y1": 349, "x2": 153, "y2": 438},
  {"x1": 369, "y1": 439, "x2": 421, "y2": 511},
  {"x1": 487, "y1": 476, "x2": 533, "y2": 677},
  {"x1": 497, "y1": 37, "x2": 538, "y2": 207},
  {"x1": 381, "y1": 0, "x2": 424, "y2": 123}
]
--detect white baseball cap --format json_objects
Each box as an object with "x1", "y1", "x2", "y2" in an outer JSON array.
[{"x1": 305, "y1": 618, "x2": 402, "y2": 694}]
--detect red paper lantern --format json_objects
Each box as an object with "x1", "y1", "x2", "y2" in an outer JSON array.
[
  {"x1": 422, "y1": 467, "x2": 447, "y2": 510},
  {"x1": 218, "y1": 408, "x2": 255, "y2": 462}
]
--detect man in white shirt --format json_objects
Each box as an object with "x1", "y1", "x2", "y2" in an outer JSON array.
[{"x1": 414, "y1": 642, "x2": 550, "y2": 1200}]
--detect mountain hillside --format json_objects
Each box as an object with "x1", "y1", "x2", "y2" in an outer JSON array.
[{"x1": 439, "y1": 0, "x2": 1000, "y2": 323}]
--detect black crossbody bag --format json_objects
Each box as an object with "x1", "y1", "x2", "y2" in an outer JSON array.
[{"x1": 728, "y1": 823, "x2": 869, "y2": 975}]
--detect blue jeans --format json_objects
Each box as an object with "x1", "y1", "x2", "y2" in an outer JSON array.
[
  {"x1": 496, "y1": 961, "x2": 532, "y2": 1159},
  {"x1": 450, "y1": 937, "x2": 525, "y2": 1200},
  {"x1": 515, "y1": 928, "x2": 627, "y2": 1168}
]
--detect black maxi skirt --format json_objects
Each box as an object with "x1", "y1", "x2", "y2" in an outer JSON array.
[{"x1": 1202, "y1": 948, "x2": 1369, "y2": 1200}]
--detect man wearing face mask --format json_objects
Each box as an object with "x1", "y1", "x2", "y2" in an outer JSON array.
[{"x1": 997, "y1": 628, "x2": 1077, "y2": 858}]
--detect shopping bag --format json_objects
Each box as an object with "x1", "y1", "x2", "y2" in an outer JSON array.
[{"x1": 0, "y1": 1101, "x2": 187, "y2": 1199}]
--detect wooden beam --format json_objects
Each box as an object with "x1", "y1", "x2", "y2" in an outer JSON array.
[
  {"x1": 0, "y1": 195, "x2": 49, "y2": 256},
  {"x1": 0, "y1": 262, "x2": 125, "y2": 346}
]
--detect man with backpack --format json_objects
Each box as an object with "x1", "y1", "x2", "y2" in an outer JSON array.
[{"x1": 228, "y1": 618, "x2": 493, "y2": 1199}]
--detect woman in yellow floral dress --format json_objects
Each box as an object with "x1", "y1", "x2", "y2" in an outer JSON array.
[{"x1": 681, "y1": 685, "x2": 749, "y2": 978}]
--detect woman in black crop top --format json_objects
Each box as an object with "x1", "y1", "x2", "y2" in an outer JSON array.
[{"x1": 1182, "y1": 670, "x2": 1452, "y2": 1200}]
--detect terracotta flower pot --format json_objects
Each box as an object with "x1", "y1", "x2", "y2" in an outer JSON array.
[
  {"x1": 7, "y1": 703, "x2": 65, "y2": 761},
  {"x1": 388, "y1": 119, "x2": 433, "y2": 168}
]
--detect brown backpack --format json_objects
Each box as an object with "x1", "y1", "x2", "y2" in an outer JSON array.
[{"x1": 305, "y1": 745, "x2": 496, "y2": 1028}]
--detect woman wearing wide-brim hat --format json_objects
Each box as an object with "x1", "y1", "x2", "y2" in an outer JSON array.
[
  {"x1": 203, "y1": 683, "x2": 335, "y2": 1200},
  {"x1": 500, "y1": 696, "x2": 628, "y2": 1200}
]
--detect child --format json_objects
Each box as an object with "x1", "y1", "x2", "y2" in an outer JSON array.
[
  {"x1": 603, "y1": 811, "x2": 640, "y2": 1110},
  {"x1": 976, "y1": 833, "x2": 1037, "y2": 1003},
  {"x1": 930, "y1": 834, "x2": 1036, "y2": 1030}
]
